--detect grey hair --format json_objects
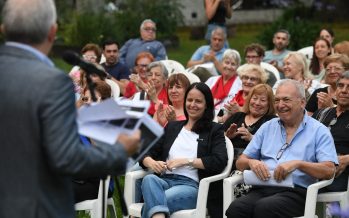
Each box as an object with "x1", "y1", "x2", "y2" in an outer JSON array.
[
  {"x1": 274, "y1": 29, "x2": 291, "y2": 41},
  {"x1": 148, "y1": 61, "x2": 169, "y2": 79},
  {"x1": 140, "y1": 19, "x2": 156, "y2": 30},
  {"x1": 337, "y1": 71, "x2": 349, "y2": 85},
  {"x1": 211, "y1": 26, "x2": 227, "y2": 40},
  {"x1": 2, "y1": 0, "x2": 57, "y2": 44},
  {"x1": 277, "y1": 79, "x2": 306, "y2": 99},
  {"x1": 222, "y1": 49, "x2": 241, "y2": 66}
]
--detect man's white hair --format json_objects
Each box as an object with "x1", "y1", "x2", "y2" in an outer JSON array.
[{"x1": 2, "y1": 0, "x2": 56, "y2": 44}]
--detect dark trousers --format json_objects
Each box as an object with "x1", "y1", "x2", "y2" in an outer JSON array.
[{"x1": 225, "y1": 186, "x2": 307, "y2": 218}]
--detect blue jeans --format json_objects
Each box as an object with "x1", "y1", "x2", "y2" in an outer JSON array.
[{"x1": 141, "y1": 174, "x2": 199, "y2": 218}]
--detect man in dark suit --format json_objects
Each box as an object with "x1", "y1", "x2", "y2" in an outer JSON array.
[{"x1": 0, "y1": 0, "x2": 140, "y2": 217}]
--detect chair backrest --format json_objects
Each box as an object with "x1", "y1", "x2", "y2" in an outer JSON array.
[
  {"x1": 193, "y1": 136, "x2": 234, "y2": 218},
  {"x1": 297, "y1": 46, "x2": 313, "y2": 61},
  {"x1": 160, "y1": 60, "x2": 186, "y2": 74},
  {"x1": 260, "y1": 62, "x2": 281, "y2": 81},
  {"x1": 105, "y1": 79, "x2": 121, "y2": 100}
]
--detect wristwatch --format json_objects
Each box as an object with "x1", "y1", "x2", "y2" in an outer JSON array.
[{"x1": 187, "y1": 158, "x2": 194, "y2": 167}]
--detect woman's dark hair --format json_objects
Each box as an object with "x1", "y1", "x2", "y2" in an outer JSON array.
[
  {"x1": 310, "y1": 38, "x2": 331, "y2": 75},
  {"x1": 183, "y1": 82, "x2": 214, "y2": 133}
]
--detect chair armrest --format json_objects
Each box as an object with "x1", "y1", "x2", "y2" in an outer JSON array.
[
  {"x1": 124, "y1": 169, "x2": 152, "y2": 206},
  {"x1": 223, "y1": 172, "x2": 244, "y2": 218},
  {"x1": 302, "y1": 178, "x2": 334, "y2": 218},
  {"x1": 194, "y1": 170, "x2": 233, "y2": 218}
]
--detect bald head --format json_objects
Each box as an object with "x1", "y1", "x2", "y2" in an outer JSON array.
[{"x1": 1, "y1": 0, "x2": 57, "y2": 44}]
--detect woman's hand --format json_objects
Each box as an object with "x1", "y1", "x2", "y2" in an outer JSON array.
[
  {"x1": 143, "y1": 157, "x2": 167, "y2": 174},
  {"x1": 166, "y1": 158, "x2": 189, "y2": 171},
  {"x1": 317, "y1": 92, "x2": 334, "y2": 109},
  {"x1": 144, "y1": 81, "x2": 158, "y2": 103},
  {"x1": 236, "y1": 123, "x2": 253, "y2": 141},
  {"x1": 225, "y1": 123, "x2": 238, "y2": 139},
  {"x1": 165, "y1": 105, "x2": 176, "y2": 122}
]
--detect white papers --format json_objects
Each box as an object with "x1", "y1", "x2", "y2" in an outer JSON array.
[
  {"x1": 243, "y1": 170, "x2": 294, "y2": 188},
  {"x1": 77, "y1": 98, "x2": 163, "y2": 145}
]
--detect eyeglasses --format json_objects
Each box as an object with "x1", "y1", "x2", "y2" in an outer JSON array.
[
  {"x1": 83, "y1": 55, "x2": 97, "y2": 60},
  {"x1": 325, "y1": 67, "x2": 345, "y2": 73},
  {"x1": 245, "y1": 55, "x2": 260, "y2": 59},
  {"x1": 241, "y1": 75, "x2": 260, "y2": 82},
  {"x1": 143, "y1": 27, "x2": 156, "y2": 32},
  {"x1": 276, "y1": 143, "x2": 290, "y2": 160},
  {"x1": 328, "y1": 117, "x2": 337, "y2": 130},
  {"x1": 137, "y1": 64, "x2": 148, "y2": 69}
]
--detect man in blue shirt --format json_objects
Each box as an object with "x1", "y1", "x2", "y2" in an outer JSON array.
[
  {"x1": 119, "y1": 19, "x2": 167, "y2": 71},
  {"x1": 226, "y1": 79, "x2": 338, "y2": 218},
  {"x1": 101, "y1": 39, "x2": 130, "y2": 95},
  {"x1": 187, "y1": 27, "x2": 227, "y2": 74}
]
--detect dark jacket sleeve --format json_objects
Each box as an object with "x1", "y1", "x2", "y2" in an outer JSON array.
[
  {"x1": 41, "y1": 72, "x2": 128, "y2": 177},
  {"x1": 199, "y1": 123, "x2": 228, "y2": 176}
]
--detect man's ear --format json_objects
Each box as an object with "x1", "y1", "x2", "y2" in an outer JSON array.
[{"x1": 47, "y1": 23, "x2": 57, "y2": 43}]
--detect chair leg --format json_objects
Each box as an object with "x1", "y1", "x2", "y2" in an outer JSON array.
[{"x1": 108, "y1": 204, "x2": 117, "y2": 218}]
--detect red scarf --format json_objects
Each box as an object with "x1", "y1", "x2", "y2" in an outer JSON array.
[{"x1": 211, "y1": 75, "x2": 237, "y2": 106}]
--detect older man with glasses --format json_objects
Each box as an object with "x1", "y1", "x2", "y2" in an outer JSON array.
[
  {"x1": 312, "y1": 71, "x2": 349, "y2": 192},
  {"x1": 119, "y1": 19, "x2": 167, "y2": 71},
  {"x1": 225, "y1": 79, "x2": 338, "y2": 218}
]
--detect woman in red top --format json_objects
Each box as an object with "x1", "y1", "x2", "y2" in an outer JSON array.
[
  {"x1": 133, "y1": 61, "x2": 169, "y2": 116},
  {"x1": 220, "y1": 64, "x2": 268, "y2": 123},
  {"x1": 124, "y1": 52, "x2": 154, "y2": 98}
]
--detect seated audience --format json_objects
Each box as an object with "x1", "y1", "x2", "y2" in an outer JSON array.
[
  {"x1": 124, "y1": 52, "x2": 154, "y2": 98},
  {"x1": 243, "y1": 43, "x2": 278, "y2": 86},
  {"x1": 205, "y1": 49, "x2": 242, "y2": 115},
  {"x1": 273, "y1": 52, "x2": 322, "y2": 99},
  {"x1": 220, "y1": 64, "x2": 268, "y2": 122},
  {"x1": 309, "y1": 38, "x2": 332, "y2": 81},
  {"x1": 334, "y1": 40, "x2": 349, "y2": 57},
  {"x1": 223, "y1": 84, "x2": 276, "y2": 164},
  {"x1": 154, "y1": 73, "x2": 191, "y2": 126},
  {"x1": 306, "y1": 54, "x2": 349, "y2": 115},
  {"x1": 119, "y1": 19, "x2": 167, "y2": 71},
  {"x1": 191, "y1": 66, "x2": 212, "y2": 82},
  {"x1": 263, "y1": 29, "x2": 291, "y2": 77},
  {"x1": 313, "y1": 71, "x2": 349, "y2": 192},
  {"x1": 133, "y1": 61, "x2": 169, "y2": 116},
  {"x1": 139, "y1": 82, "x2": 228, "y2": 218},
  {"x1": 187, "y1": 27, "x2": 227, "y2": 74},
  {"x1": 73, "y1": 80, "x2": 113, "y2": 203},
  {"x1": 69, "y1": 43, "x2": 102, "y2": 94},
  {"x1": 319, "y1": 28, "x2": 335, "y2": 53},
  {"x1": 225, "y1": 79, "x2": 338, "y2": 218},
  {"x1": 101, "y1": 39, "x2": 130, "y2": 95}
]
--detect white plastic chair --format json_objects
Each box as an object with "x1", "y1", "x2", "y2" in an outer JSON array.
[
  {"x1": 124, "y1": 136, "x2": 234, "y2": 218},
  {"x1": 75, "y1": 176, "x2": 117, "y2": 218},
  {"x1": 260, "y1": 62, "x2": 281, "y2": 81},
  {"x1": 223, "y1": 172, "x2": 334, "y2": 218},
  {"x1": 298, "y1": 46, "x2": 314, "y2": 61},
  {"x1": 105, "y1": 79, "x2": 121, "y2": 100},
  {"x1": 160, "y1": 60, "x2": 186, "y2": 74},
  {"x1": 316, "y1": 176, "x2": 349, "y2": 217}
]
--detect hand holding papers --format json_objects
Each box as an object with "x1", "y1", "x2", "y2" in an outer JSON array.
[
  {"x1": 77, "y1": 98, "x2": 164, "y2": 162},
  {"x1": 243, "y1": 170, "x2": 294, "y2": 188}
]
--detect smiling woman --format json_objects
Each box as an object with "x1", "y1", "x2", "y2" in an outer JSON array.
[{"x1": 138, "y1": 82, "x2": 228, "y2": 218}]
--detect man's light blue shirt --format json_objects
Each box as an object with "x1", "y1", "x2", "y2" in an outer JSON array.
[
  {"x1": 5, "y1": 41, "x2": 54, "y2": 67},
  {"x1": 190, "y1": 45, "x2": 226, "y2": 62},
  {"x1": 243, "y1": 114, "x2": 338, "y2": 188},
  {"x1": 263, "y1": 49, "x2": 290, "y2": 68}
]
